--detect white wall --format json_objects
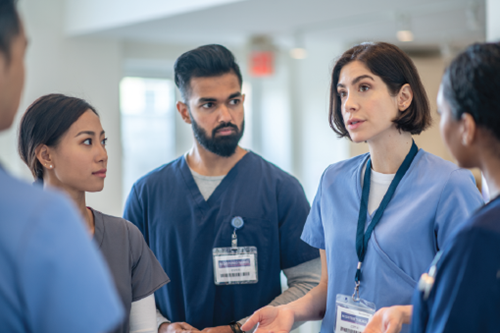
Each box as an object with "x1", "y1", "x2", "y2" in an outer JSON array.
[{"x1": 0, "y1": 0, "x2": 124, "y2": 216}]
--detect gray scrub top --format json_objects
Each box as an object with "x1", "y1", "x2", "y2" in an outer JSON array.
[{"x1": 91, "y1": 208, "x2": 169, "y2": 333}]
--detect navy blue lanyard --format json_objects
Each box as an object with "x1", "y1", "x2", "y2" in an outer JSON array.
[{"x1": 354, "y1": 141, "x2": 419, "y2": 288}]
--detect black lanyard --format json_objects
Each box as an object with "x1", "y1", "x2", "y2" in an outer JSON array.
[{"x1": 353, "y1": 140, "x2": 418, "y2": 299}]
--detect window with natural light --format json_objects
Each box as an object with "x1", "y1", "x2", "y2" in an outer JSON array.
[{"x1": 120, "y1": 77, "x2": 176, "y2": 204}]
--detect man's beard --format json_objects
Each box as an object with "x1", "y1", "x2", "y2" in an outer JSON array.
[{"x1": 191, "y1": 117, "x2": 244, "y2": 157}]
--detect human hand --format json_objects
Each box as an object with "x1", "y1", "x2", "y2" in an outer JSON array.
[
  {"x1": 201, "y1": 325, "x2": 233, "y2": 333},
  {"x1": 241, "y1": 306, "x2": 294, "y2": 333},
  {"x1": 363, "y1": 305, "x2": 412, "y2": 333},
  {"x1": 159, "y1": 322, "x2": 200, "y2": 333}
]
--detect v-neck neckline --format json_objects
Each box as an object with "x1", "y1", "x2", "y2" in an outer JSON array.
[
  {"x1": 354, "y1": 150, "x2": 422, "y2": 221},
  {"x1": 179, "y1": 151, "x2": 253, "y2": 214}
]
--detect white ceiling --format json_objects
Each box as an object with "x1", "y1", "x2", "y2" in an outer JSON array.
[{"x1": 84, "y1": 0, "x2": 485, "y2": 50}]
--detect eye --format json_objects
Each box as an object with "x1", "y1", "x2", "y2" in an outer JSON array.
[
  {"x1": 360, "y1": 85, "x2": 370, "y2": 92},
  {"x1": 83, "y1": 138, "x2": 92, "y2": 145},
  {"x1": 337, "y1": 90, "x2": 347, "y2": 99},
  {"x1": 101, "y1": 138, "x2": 108, "y2": 146},
  {"x1": 201, "y1": 102, "x2": 214, "y2": 109},
  {"x1": 229, "y1": 98, "x2": 241, "y2": 106}
]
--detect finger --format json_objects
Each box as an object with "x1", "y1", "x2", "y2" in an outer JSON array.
[
  {"x1": 241, "y1": 313, "x2": 260, "y2": 331},
  {"x1": 384, "y1": 322, "x2": 402, "y2": 333},
  {"x1": 180, "y1": 323, "x2": 199, "y2": 331}
]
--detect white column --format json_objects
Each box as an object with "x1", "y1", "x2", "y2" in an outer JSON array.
[{"x1": 487, "y1": 0, "x2": 500, "y2": 41}]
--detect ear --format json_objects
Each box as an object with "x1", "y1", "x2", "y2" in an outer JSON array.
[
  {"x1": 176, "y1": 101, "x2": 192, "y2": 125},
  {"x1": 35, "y1": 144, "x2": 54, "y2": 171},
  {"x1": 397, "y1": 84, "x2": 414, "y2": 111},
  {"x1": 460, "y1": 113, "x2": 477, "y2": 146}
]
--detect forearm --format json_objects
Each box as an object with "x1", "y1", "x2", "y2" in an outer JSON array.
[
  {"x1": 130, "y1": 294, "x2": 157, "y2": 333},
  {"x1": 157, "y1": 308, "x2": 171, "y2": 329},
  {"x1": 284, "y1": 278, "x2": 328, "y2": 322},
  {"x1": 285, "y1": 252, "x2": 327, "y2": 322},
  {"x1": 238, "y1": 258, "x2": 321, "y2": 325}
]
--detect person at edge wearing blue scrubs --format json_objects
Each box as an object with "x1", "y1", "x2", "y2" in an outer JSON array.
[
  {"x1": 0, "y1": 1, "x2": 124, "y2": 333},
  {"x1": 241, "y1": 42, "x2": 483, "y2": 333},
  {"x1": 363, "y1": 42, "x2": 500, "y2": 333},
  {"x1": 123, "y1": 44, "x2": 321, "y2": 333},
  {"x1": 18, "y1": 94, "x2": 170, "y2": 333}
]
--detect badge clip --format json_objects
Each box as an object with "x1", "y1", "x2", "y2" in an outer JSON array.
[{"x1": 231, "y1": 217, "x2": 244, "y2": 249}]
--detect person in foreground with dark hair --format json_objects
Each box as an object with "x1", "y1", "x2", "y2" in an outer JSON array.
[
  {"x1": 0, "y1": 2, "x2": 124, "y2": 333},
  {"x1": 123, "y1": 44, "x2": 321, "y2": 333},
  {"x1": 18, "y1": 93, "x2": 170, "y2": 333},
  {"x1": 363, "y1": 42, "x2": 500, "y2": 333},
  {"x1": 241, "y1": 42, "x2": 483, "y2": 333}
]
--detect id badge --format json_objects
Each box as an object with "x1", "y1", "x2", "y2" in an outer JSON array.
[
  {"x1": 212, "y1": 246, "x2": 258, "y2": 285},
  {"x1": 334, "y1": 294, "x2": 376, "y2": 333}
]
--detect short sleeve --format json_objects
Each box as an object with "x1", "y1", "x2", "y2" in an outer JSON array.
[
  {"x1": 128, "y1": 223, "x2": 170, "y2": 302},
  {"x1": 21, "y1": 196, "x2": 124, "y2": 333},
  {"x1": 124, "y1": 184, "x2": 147, "y2": 239},
  {"x1": 412, "y1": 228, "x2": 500, "y2": 333},
  {"x1": 277, "y1": 176, "x2": 319, "y2": 269},
  {"x1": 434, "y1": 169, "x2": 483, "y2": 248},
  {"x1": 301, "y1": 171, "x2": 326, "y2": 250}
]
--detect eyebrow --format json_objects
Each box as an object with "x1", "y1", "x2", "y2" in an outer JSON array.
[
  {"x1": 337, "y1": 75, "x2": 375, "y2": 88},
  {"x1": 198, "y1": 92, "x2": 242, "y2": 103},
  {"x1": 75, "y1": 130, "x2": 105, "y2": 137}
]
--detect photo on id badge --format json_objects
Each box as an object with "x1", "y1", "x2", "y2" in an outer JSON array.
[
  {"x1": 212, "y1": 216, "x2": 259, "y2": 285},
  {"x1": 334, "y1": 294, "x2": 375, "y2": 333}
]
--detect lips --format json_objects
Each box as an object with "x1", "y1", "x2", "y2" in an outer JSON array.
[
  {"x1": 347, "y1": 118, "x2": 365, "y2": 130},
  {"x1": 92, "y1": 169, "x2": 107, "y2": 178},
  {"x1": 216, "y1": 127, "x2": 236, "y2": 135}
]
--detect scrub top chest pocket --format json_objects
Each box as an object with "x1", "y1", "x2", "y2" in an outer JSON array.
[{"x1": 213, "y1": 216, "x2": 259, "y2": 285}]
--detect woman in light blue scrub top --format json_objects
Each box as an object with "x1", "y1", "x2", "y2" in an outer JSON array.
[
  {"x1": 241, "y1": 42, "x2": 483, "y2": 333},
  {"x1": 364, "y1": 42, "x2": 500, "y2": 333}
]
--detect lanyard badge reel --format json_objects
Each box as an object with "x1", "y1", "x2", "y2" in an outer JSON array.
[
  {"x1": 213, "y1": 216, "x2": 258, "y2": 285},
  {"x1": 335, "y1": 141, "x2": 419, "y2": 333}
]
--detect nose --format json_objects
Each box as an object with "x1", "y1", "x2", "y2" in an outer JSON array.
[
  {"x1": 343, "y1": 91, "x2": 359, "y2": 114},
  {"x1": 96, "y1": 143, "x2": 108, "y2": 165},
  {"x1": 217, "y1": 104, "x2": 232, "y2": 123}
]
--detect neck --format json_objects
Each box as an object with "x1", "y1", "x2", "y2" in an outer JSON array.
[
  {"x1": 44, "y1": 176, "x2": 94, "y2": 235},
  {"x1": 479, "y1": 155, "x2": 500, "y2": 200},
  {"x1": 187, "y1": 141, "x2": 247, "y2": 176},
  {"x1": 367, "y1": 129, "x2": 413, "y2": 174}
]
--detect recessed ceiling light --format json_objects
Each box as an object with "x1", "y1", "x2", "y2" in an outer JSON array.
[
  {"x1": 397, "y1": 30, "x2": 414, "y2": 42},
  {"x1": 290, "y1": 47, "x2": 307, "y2": 59}
]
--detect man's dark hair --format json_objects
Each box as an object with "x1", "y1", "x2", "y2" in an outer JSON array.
[
  {"x1": 442, "y1": 42, "x2": 500, "y2": 142},
  {"x1": 329, "y1": 42, "x2": 431, "y2": 139},
  {"x1": 0, "y1": 0, "x2": 21, "y2": 63},
  {"x1": 174, "y1": 44, "x2": 242, "y2": 102},
  {"x1": 18, "y1": 94, "x2": 99, "y2": 182}
]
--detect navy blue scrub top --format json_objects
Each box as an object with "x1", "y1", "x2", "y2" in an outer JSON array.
[
  {"x1": 124, "y1": 151, "x2": 319, "y2": 329},
  {"x1": 411, "y1": 195, "x2": 500, "y2": 333}
]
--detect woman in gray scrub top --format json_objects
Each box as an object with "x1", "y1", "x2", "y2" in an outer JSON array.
[{"x1": 18, "y1": 93, "x2": 170, "y2": 333}]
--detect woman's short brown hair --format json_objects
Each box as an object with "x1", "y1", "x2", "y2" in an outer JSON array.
[{"x1": 329, "y1": 42, "x2": 431, "y2": 139}]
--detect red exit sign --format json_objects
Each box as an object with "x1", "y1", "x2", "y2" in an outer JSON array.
[{"x1": 250, "y1": 51, "x2": 274, "y2": 77}]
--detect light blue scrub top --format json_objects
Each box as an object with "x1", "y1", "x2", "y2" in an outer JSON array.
[
  {"x1": 301, "y1": 149, "x2": 483, "y2": 333},
  {"x1": 0, "y1": 167, "x2": 124, "y2": 333}
]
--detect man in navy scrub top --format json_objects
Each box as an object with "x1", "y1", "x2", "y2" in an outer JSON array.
[{"x1": 124, "y1": 44, "x2": 320, "y2": 333}]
